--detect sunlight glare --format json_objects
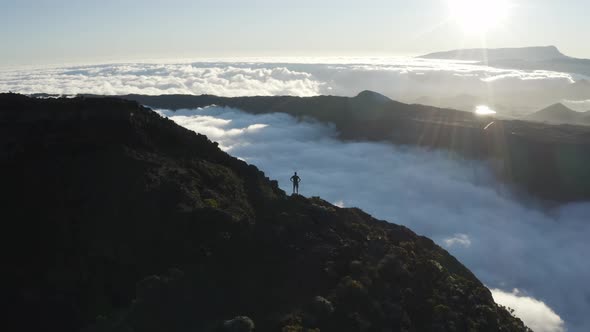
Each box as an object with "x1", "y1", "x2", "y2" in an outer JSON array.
[
  {"x1": 448, "y1": 0, "x2": 512, "y2": 34},
  {"x1": 475, "y1": 105, "x2": 497, "y2": 115}
]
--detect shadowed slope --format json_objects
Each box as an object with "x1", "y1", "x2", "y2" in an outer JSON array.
[{"x1": 1, "y1": 94, "x2": 529, "y2": 332}]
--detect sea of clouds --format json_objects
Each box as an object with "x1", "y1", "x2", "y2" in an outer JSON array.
[
  {"x1": 2, "y1": 58, "x2": 590, "y2": 115},
  {"x1": 156, "y1": 106, "x2": 590, "y2": 332},
  {"x1": 3, "y1": 58, "x2": 590, "y2": 330}
]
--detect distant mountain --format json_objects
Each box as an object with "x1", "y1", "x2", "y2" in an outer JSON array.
[
  {"x1": 421, "y1": 46, "x2": 567, "y2": 62},
  {"x1": 354, "y1": 90, "x2": 393, "y2": 104},
  {"x1": 420, "y1": 46, "x2": 590, "y2": 77},
  {"x1": 112, "y1": 92, "x2": 590, "y2": 202},
  {"x1": 0, "y1": 94, "x2": 529, "y2": 332},
  {"x1": 525, "y1": 103, "x2": 590, "y2": 125}
]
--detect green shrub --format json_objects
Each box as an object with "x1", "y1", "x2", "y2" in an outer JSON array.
[{"x1": 204, "y1": 198, "x2": 219, "y2": 208}]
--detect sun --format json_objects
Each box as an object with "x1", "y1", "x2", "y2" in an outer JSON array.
[{"x1": 448, "y1": 0, "x2": 512, "y2": 34}]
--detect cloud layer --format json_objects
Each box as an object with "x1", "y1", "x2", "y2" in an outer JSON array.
[
  {"x1": 492, "y1": 289, "x2": 565, "y2": 332},
  {"x1": 157, "y1": 106, "x2": 590, "y2": 332},
  {"x1": 0, "y1": 64, "x2": 323, "y2": 97},
  {"x1": 563, "y1": 99, "x2": 590, "y2": 111},
  {"x1": 3, "y1": 59, "x2": 590, "y2": 116}
]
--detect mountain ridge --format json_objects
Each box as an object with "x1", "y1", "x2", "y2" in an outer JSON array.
[
  {"x1": 419, "y1": 46, "x2": 590, "y2": 77},
  {"x1": 1, "y1": 94, "x2": 530, "y2": 332},
  {"x1": 420, "y1": 46, "x2": 569, "y2": 62},
  {"x1": 104, "y1": 92, "x2": 590, "y2": 203}
]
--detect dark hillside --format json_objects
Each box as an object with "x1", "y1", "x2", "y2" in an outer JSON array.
[{"x1": 1, "y1": 94, "x2": 529, "y2": 332}]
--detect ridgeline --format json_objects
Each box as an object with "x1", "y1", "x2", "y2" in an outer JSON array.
[
  {"x1": 112, "y1": 92, "x2": 590, "y2": 203},
  {"x1": 1, "y1": 94, "x2": 529, "y2": 332}
]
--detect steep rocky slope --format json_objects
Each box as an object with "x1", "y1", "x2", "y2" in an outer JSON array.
[{"x1": 1, "y1": 94, "x2": 529, "y2": 332}]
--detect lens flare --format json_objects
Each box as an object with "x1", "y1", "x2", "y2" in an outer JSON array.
[
  {"x1": 475, "y1": 105, "x2": 496, "y2": 115},
  {"x1": 448, "y1": 0, "x2": 512, "y2": 33}
]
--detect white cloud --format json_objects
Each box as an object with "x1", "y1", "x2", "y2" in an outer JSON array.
[
  {"x1": 0, "y1": 64, "x2": 323, "y2": 97},
  {"x1": 158, "y1": 106, "x2": 590, "y2": 332},
  {"x1": 333, "y1": 200, "x2": 345, "y2": 208},
  {"x1": 2, "y1": 59, "x2": 590, "y2": 116},
  {"x1": 492, "y1": 288, "x2": 565, "y2": 332},
  {"x1": 562, "y1": 99, "x2": 590, "y2": 111},
  {"x1": 563, "y1": 99, "x2": 590, "y2": 104},
  {"x1": 443, "y1": 233, "x2": 471, "y2": 248},
  {"x1": 480, "y1": 70, "x2": 574, "y2": 83}
]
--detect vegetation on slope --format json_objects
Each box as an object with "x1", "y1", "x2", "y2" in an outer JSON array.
[{"x1": 1, "y1": 94, "x2": 529, "y2": 332}]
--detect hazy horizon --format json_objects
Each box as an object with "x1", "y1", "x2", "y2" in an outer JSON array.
[
  {"x1": 1, "y1": 0, "x2": 589, "y2": 66},
  {"x1": 3, "y1": 57, "x2": 590, "y2": 117}
]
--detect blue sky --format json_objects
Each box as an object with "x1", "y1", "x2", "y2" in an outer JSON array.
[{"x1": 0, "y1": 0, "x2": 588, "y2": 66}]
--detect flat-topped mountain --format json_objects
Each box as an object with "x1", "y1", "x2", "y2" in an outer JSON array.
[
  {"x1": 110, "y1": 92, "x2": 590, "y2": 202},
  {"x1": 420, "y1": 46, "x2": 568, "y2": 62},
  {"x1": 1, "y1": 94, "x2": 529, "y2": 332},
  {"x1": 420, "y1": 46, "x2": 590, "y2": 77}
]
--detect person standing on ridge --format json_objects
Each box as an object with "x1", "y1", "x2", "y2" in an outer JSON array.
[{"x1": 290, "y1": 172, "x2": 301, "y2": 195}]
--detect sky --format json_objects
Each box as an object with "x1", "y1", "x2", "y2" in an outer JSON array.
[{"x1": 0, "y1": 0, "x2": 589, "y2": 66}]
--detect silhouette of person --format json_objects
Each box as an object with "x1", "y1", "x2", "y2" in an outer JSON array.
[{"x1": 290, "y1": 172, "x2": 301, "y2": 195}]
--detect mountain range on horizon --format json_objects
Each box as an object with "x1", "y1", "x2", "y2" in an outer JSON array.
[
  {"x1": 420, "y1": 46, "x2": 570, "y2": 62},
  {"x1": 420, "y1": 45, "x2": 590, "y2": 78},
  {"x1": 15, "y1": 45, "x2": 590, "y2": 121}
]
